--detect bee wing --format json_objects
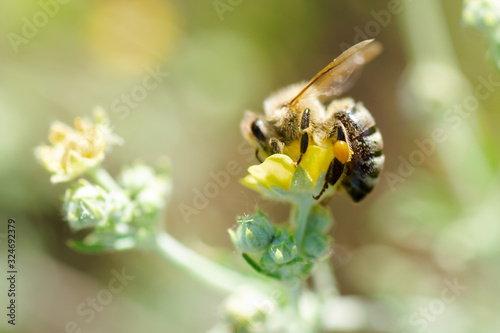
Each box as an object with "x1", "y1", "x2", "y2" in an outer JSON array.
[{"x1": 290, "y1": 39, "x2": 382, "y2": 107}]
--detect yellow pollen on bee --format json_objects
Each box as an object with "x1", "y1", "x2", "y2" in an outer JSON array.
[{"x1": 333, "y1": 141, "x2": 350, "y2": 163}]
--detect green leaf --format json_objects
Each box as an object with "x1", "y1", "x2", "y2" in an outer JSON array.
[{"x1": 289, "y1": 165, "x2": 314, "y2": 193}]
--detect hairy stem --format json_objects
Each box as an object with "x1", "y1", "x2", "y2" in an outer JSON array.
[
  {"x1": 154, "y1": 232, "x2": 277, "y2": 294},
  {"x1": 293, "y1": 200, "x2": 314, "y2": 256},
  {"x1": 88, "y1": 167, "x2": 123, "y2": 192},
  {"x1": 312, "y1": 260, "x2": 339, "y2": 300}
]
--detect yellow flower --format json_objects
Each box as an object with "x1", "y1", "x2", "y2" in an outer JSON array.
[
  {"x1": 35, "y1": 107, "x2": 122, "y2": 183},
  {"x1": 241, "y1": 145, "x2": 336, "y2": 202}
]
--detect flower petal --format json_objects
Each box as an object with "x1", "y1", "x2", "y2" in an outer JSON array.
[
  {"x1": 300, "y1": 146, "x2": 334, "y2": 185},
  {"x1": 283, "y1": 140, "x2": 301, "y2": 162},
  {"x1": 240, "y1": 175, "x2": 263, "y2": 193},
  {"x1": 35, "y1": 109, "x2": 119, "y2": 183},
  {"x1": 49, "y1": 122, "x2": 74, "y2": 145},
  {"x1": 248, "y1": 154, "x2": 295, "y2": 191}
]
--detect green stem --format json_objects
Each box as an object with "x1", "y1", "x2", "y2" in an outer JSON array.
[
  {"x1": 154, "y1": 232, "x2": 277, "y2": 294},
  {"x1": 309, "y1": 258, "x2": 339, "y2": 331},
  {"x1": 88, "y1": 167, "x2": 281, "y2": 295},
  {"x1": 312, "y1": 260, "x2": 339, "y2": 299},
  {"x1": 293, "y1": 200, "x2": 314, "y2": 256},
  {"x1": 283, "y1": 279, "x2": 317, "y2": 333},
  {"x1": 88, "y1": 167, "x2": 123, "y2": 192},
  {"x1": 285, "y1": 279, "x2": 302, "y2": 309}
]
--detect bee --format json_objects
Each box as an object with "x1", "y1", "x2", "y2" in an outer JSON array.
[{"x1": 241, "y1": 39, "x2": 384, "y2": 202}]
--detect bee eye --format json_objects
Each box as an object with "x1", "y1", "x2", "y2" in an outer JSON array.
[{"x1": 251, "y1": 120, "x2": 267, "y2": 143}]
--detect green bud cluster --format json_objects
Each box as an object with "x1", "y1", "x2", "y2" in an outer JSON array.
[
  {"x1": 120, "y1": 160, "x2": 172, "y2": 222},
  {"x1": 267, "y1": 231, "x2": 297, "y2": 265},
  {"x1": 64, "y1": 179, "x2": 108, "y2": 231},
  {"x1": 257, "y1": 229, "x2": 313, "y2": 280},
  {"x1": 63, "y1": 160, "x2": 172, "y2": 252},
  {"x1": 230, "y1": 206, "x2": 332, "y2": 280},
  {"x1": 229, "y1": 209, "x2": 275, "y2": 253}
]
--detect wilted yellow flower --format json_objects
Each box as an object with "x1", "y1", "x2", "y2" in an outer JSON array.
[
  {"x1": 241, "y1": 145, "x2": 336, "y2": 202},
  {"x1": 35, "y1": 108, "x2": 122, "y2": 183}
]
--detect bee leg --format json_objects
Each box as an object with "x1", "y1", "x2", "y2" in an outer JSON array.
[
  {"x1": 255, "y1": 149, "x2": 263, "y2": 163},
  {"x1": 269, "y1": 137, "x2": 285, "y2": 154},
  {"x1": 313, "y1": 157, "x2": 345, "y2": 200},
  {"x1": 296, "y1": 108, "x2": 310, "y2": 165},
  {"x1": 313, "y1": 124, "x2": 351, "y2": 200},
  {"x1": 296, "y1": 132, "x2": 309, "y2": 165}
]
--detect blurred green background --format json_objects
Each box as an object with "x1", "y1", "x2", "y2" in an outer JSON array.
[{"x1": 1, "y1": 0, "x2": 500, "y2": 332}]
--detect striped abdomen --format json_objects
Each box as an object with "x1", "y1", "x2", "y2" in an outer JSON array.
[{"x1": 335, "y1": 102, "x2": 384, "y2": 202}]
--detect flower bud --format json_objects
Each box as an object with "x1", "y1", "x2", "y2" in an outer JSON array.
[
  {"x1": 258, "y1": 251, "x2": 279, "y2": 273},
  {"x1": 63, "y1": 179, "x2": 107, "y2": 231},
  {"x1": 106, "y1": 191, "x2": 134, "y2": 225},
  {"x1": 119, "y1": 161, "x2": 172, "y2": 216},
  {"x1": 119, "y1": 162, "x2": 157, "y2": 196},
  {"x1": 135, "y1": 180, "x2": 170, "y2": 215},
  {"x1": 230, "y1": 211, "x2": 274, "y2": 253},
  {"x1": 259, "y1": 249, "x2": 312, "y2": 280},
  {"x1": 267, "y1": 232, "x2": 297, "y2": 265}
]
